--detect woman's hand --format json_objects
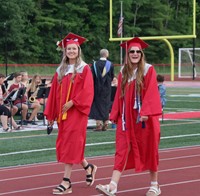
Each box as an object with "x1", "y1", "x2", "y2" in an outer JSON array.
[
  {"x1": 62, "y1": 100, "x2": 73, "y2": 114},
  {"x1": 48, "y1": 120, "x2": 54, "y2": 126},
  {"x1": 140, "y1": 116, "x2": 148, "y2": 122}
]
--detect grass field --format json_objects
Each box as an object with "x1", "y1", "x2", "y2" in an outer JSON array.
[
  {"x1": 0, "y1": 84, "x2": 200, "y2": 168},
  {"x1": 0, "y1": 64, "x2": 173, "y2": 78}
]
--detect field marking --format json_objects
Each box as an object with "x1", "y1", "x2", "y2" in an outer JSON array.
[
  {"x1": 0, "y1": 145, "x2": 199, "y2": 170},
  {"x1": 113, "y1": 179, "x2": 200, "y2": 195},
  {"x1": 160, "y1": 145, "x2": 200, "y2": 152},
  {"x1": 0, "y1": 117, "x2": 200, "y2": 141},
  {"x1": 170, "y1": 94, "x2": 200, "y2": 97},
  {"x1": 0, "y1": 133, "x2": 200, "y2": 157},
  {"x1": 161, "y1": 133, "x2": 200, "y2": 139},
  {"x1": 0, "y1": 134, "x2": 57, "y2": 140},
  {"x1": 160, "y1": 154, "x2": 200, "y2": 161},
  {"x1": 160, "y1": 121, "x2": 200, "y2": 127},
  {"x1": 164, "y1": 108, "x2": 200, "y2": 111}
]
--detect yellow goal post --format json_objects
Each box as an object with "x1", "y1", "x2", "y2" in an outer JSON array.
[{"x1": 109, "y1": 0, "x2": 197, "y2": 81}]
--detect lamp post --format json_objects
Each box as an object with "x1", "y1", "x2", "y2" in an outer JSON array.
[{"x1": 4, "y1": 22, "x2": 8, "y2": 77}]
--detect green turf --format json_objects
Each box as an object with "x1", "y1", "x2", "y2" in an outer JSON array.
[
  {"x1": 0, "y1": 86, "x2": 200, "y2": 167},
  {"x1": 1, "y1": 66, "x2": 56, "y2": 77}
]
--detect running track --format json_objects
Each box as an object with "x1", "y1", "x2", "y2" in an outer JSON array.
[{"x1": 0, "y1": 146, "x2": 200, "y2": 196}]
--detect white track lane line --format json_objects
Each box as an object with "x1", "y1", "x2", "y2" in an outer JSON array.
[
  {"x1": 0, "y1": 145, "x2": 199, "y2": 172},
  {"x1": 0, "y1": 165, "x2": 199, "y2": 195},
  {"x1": 0, "y1": 153, "x2": 200, "y2": 182}
]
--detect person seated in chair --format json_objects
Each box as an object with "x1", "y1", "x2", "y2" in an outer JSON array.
[
  {"x1": 0, "y1": 105, "x2": 21, "y2": 132},
  {"x1": 0, "y1": 73, "x2": 21, "y2": 132},
  {"x1": 8, "y1": 72, "x2": 41, "y2": 125},
  {"x1": 26, "y1": 74, "x2": 47, "y2": 105},
  {"x1": 21, "y1": 71, "x2": 30, "y2": 88},
  {"x1": 1, "y1": 73, "x2": 18, "y2": 116}
]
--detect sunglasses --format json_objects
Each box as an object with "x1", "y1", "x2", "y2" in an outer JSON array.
[
  {"x1": 129, "y1": 50, "x2": 142, "y2": 54},
  {"x1": 66, "y1": 38, "x2": 78, "y2": 42}
]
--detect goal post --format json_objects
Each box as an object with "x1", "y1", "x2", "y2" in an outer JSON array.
[
  {"x1": 178, "y1": 48, "x2": 200, "y2": 78},
  {"x1": 109, "y1": 0, "x2": 197, "y2": 81}
]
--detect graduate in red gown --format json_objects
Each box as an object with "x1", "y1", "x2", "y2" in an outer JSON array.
[
  {"x1": 96, "y1": 37, "x2": 162, "y2": 196},
  {"x1": 44, "y1": 33, "x2": 97, "y2": 195}
]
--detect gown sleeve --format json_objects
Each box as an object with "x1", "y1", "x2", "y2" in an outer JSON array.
[
  {"x1": 44, "y1": 73, "x2": 58, "y2": 121},
  {"x1": 140, "y1": 66, "x2": 162, "y2": 117},
  {"x1": 109, "y1": 73, "x2": 122, "y2": 123},
  {"x1": 72, "y1": 66, "x2": 94, "y2": 115}
]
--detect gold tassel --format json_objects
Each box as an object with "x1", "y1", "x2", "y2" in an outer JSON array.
[{"x1": 62, "y1": 81, "x2": 72, "y2": 120}]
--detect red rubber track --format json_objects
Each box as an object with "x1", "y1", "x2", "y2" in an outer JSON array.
[{"x1": 0, "y1": 146, "x2": 200, "y2": 196}]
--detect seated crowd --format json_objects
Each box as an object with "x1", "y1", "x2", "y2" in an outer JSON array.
[{"x1": 0, "y1": 71, "x2": 51, "y2": 132}]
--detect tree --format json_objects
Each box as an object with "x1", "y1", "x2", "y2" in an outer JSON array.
[
  {"x1": 0, "y1": 0, "x2": 199, "y2": 65},
  {"x1": 0, "y1": 0, "x2": 42, "y2": 63}
]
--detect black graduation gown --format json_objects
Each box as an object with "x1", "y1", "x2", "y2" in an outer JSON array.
[{"x1": 89, "y1": 59, "x2": 114, "y2": 121}]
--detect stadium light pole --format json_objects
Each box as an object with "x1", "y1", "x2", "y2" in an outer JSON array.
[{"x1": 4, "y1": 22, "x2": 8, "y2": 77}]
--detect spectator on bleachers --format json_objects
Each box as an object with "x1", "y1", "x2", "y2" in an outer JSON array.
[
  {"x1": 8, "y1": 72, "x2": 41, "y2": 125},
  {"x1": 2, "y1": 74, "x2": 18, "y2": 116},
  {"x1": 26, "y1": 74, "x2": 46, "y2": 105},
  {"x1": 0, "y1": 74, "x2": 21, "y2": 132},
  {"x1": 21, "y1": 71, "x2": 29, "y2": 88}
]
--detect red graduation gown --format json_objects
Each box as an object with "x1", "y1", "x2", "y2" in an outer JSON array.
[
  {"x1": 44, "y1": 63, "x2": 94, "y2": 164},
  {"x1": 110, "y1": 64, "x2": 162, "y2": 172}
]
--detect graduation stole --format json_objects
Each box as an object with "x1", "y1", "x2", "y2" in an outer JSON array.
[
  {"x1": 133, "y1": 81, "x2": 145, "y2": 128},
  {"x1": 93, "y1": 61, "x2": 98, "y2": 77},
  {"x1": 62, "y1": 80, "x2": 72, "y2": 120},
  {"x1": 93, "y1": 60, "x2": 111, "y2": 78},
  {"x1": 102, "y1": 60, "x2": 111, "y2": 77},
  {"x1": 57, "y1": 82, "x2": 63, "y2": 123},
  {"x1": 57, "y1": 79, "x2": 73, "y2": 123},
  {"x1": 122, "y1": 98, "x2": 126, "y2": 131}
]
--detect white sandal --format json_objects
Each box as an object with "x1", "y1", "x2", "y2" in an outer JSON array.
[
  {"x1": 96, "y1": 181, "x2": 117, "y2": 196},
  {"x1": 146, "y1": 184, "x2": 161, "y2": 196}
]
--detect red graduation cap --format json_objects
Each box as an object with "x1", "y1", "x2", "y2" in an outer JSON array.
[
  {"x1": 120, "y1": 37, "x2": 149, "y2": 64},
  {"x1": 120, "y1": 37, "x2": 149, "y2": 50},
  {"x1": 57, "y1": 32, "x2": 86, "y2": 49}
]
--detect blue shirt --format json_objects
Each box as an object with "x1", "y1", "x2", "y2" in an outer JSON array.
[{"x1": 158, "y1": 84, "x2": 166, "y2": 107}]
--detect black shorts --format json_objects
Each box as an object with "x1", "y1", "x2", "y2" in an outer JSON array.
[{"x1": 0, "y1": 105, "x2": 11, "y2": 117}]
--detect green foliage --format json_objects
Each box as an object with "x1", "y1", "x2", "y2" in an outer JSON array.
[
  {"x1": 0, "y1": 0, "x2": 42, "y2": 63},
  {"x1": 0, "y1": 0, "x2": 199, "y2": 65}
]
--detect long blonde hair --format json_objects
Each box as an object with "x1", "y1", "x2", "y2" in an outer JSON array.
[
  {"x1": 29, "y1": 74, "x2": 42, "y2": 92},
  {"x1": 121, "y1": 51, "x2": 146, "y2": 96},
  {"x1": 57, "y1": 46, "x2": 83, "y2": 82}
]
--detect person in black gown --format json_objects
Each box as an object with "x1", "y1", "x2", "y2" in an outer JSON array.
[{"x1": 89, "y1": 49, "x2": 114, "y2": 131}]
